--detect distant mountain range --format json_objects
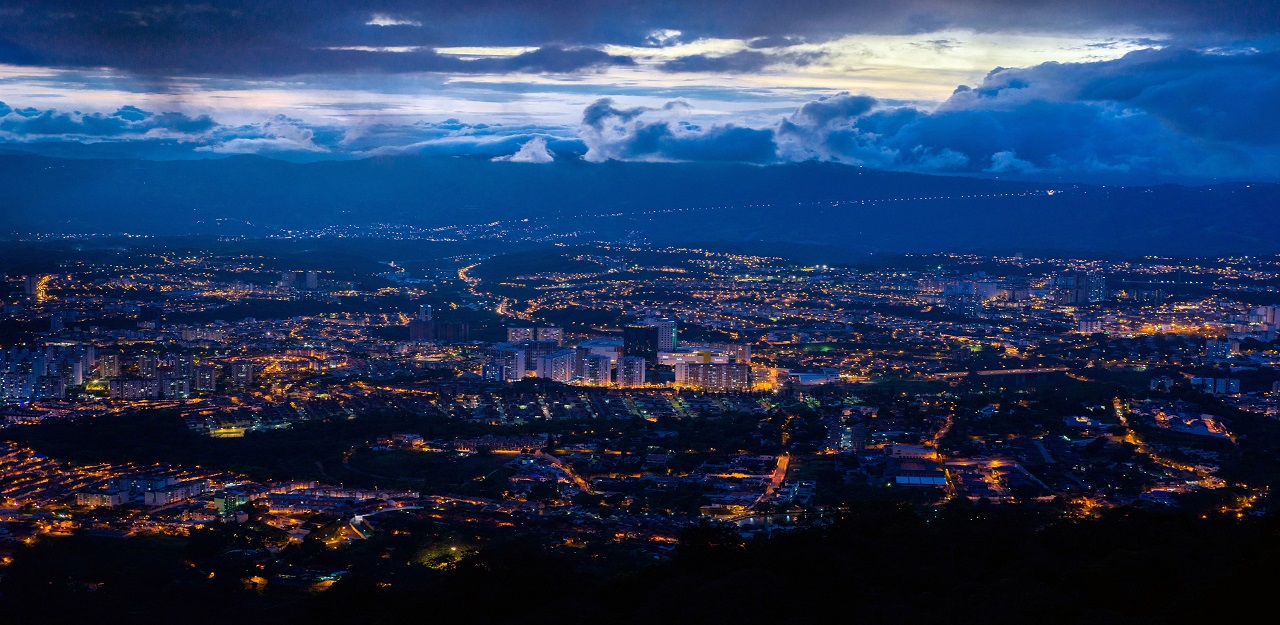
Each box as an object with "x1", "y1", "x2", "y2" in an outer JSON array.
[{"x1": 1, "y1": 153, "x2": 1276, "y2": 255}]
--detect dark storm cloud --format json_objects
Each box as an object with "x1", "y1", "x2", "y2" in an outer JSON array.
[
  {"x1": 583, "y1": 48, "x2": 1280, "y2": 180},
  {"x1": 789, "y1": 94, "x2": 878, "y2": 127},
  {"x1": 659, "y1": 49, "x2": 827, "y2": 73},
  {"x1": 581, "y1": 98, "x2": 776, "y2": 163},
  {"x1": 583, "y1": 99, "x2": 655, "y2": 131},
  {"x1": 772, "y1": 48, "x2": 1280, "y2": 179},
  {"x1": 2, "y1": 1, "x2": 1279, "y2": 77},
  {"x1": 492, "y1": 47, "x2": 635, "y2": 73},
  {"x1": 948, "y1": 47, "x2": 1280, "y2": 145},
  {"x1": 0, "y1": 1, "x2": 635, "y2": 76}
]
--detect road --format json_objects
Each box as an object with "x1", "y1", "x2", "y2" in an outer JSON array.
[
  {"x1": 534, "y1": 451, "x2": 594, "y2": 494},
  {"x1": 753, "y1": 453, "x2": 790, "y2": 508}
]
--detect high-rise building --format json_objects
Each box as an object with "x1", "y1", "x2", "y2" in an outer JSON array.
[
  {"x1": 514, "y1": 340, "x2": 559, "y2": 374},
  {"x1": 24, "y1": 274, "x2": 48, "y2": 302},
  {"x1": 1191, "y1": 377, "x2": 1241, "y2": 395},
  {"x1": 34, "y1": 375, "x2": 64, "y2": 400},
  {"x1": 653, "y1": 319, "x2": 677, "y2": 351},
  {"x1": 162, "y1": 376, "x2": 191, "y2": 399},
  {"x1": 230, "y1": 362, "x2": 254, "y2": 386},
  {"x1": 507, "y1": 327, "x2": 536, "y2": 342},
  {"x1": 1205, "y1": 340, "x2": 1239, "y2": 360},
  {"x1": 194, "y1": 365, "x2": 218, "y2": 392},
  {"x1": 536, "y1": 349, "x2": 576, "y2": 383},
  {"x1": 674, "y1": 363, "x2": 751, "y2": 391},
  {"x1": 486, "y1": 347, "x2": 527, "y2": 382},
  {"x1": 622, "y1": 325, "x2": 660, "y2": 364},
  {"x1": 137, "y1": 353, "x2": 159, "y2": 378},
  {"x1": 433, "y1": 321, "x2": 469, "y2": 343},
  {"x1": 1251, "y1": 305, "x2": 1280, "y2": 326},
  {"x1": 581, "y1": 354, "x2": 612, "y2": 386},
  {"x1": 408, "y1": 317, "x2": 433, "y2": 342},
  {"x1": 407, "y1": 304, "x2": 468, "y2": 343},
  {"x1": 577, "y1": 339, "x2": 624, "y2": 366},
  {"x1": 481, "y1": 364, "x2": 507, "y2": 382},
  {"x1": 109, "y1": 378, "x2": 158, "y2": 400},
  {"x1": 60, "y1": 359, "x2": 83, "y2": 386},
  {"x1": 617, "y1": 356, "x2": 646, "y2": 388},
  {"x1": 1053, "y1": 272, "x2": 1107, "y2": 305},
  {"x1": 536, "y1": 327, "x2": 564, "y2": 344},
  {"x1": 49, "y1": 312, "x2": 64, "y2": 333},
  {"x1": 175, "y1": 353, "x2": 196, "y2": 378},
  {"x1": 1, "y1": 372, "x2": 31, "y2": 400},
  {"x1": 31, "y1": 352, "x2": 48, "y2": 377},
  {"x1": 1083, "y1": 272, "x2": 1107, "y2": 303},
  {"x1": 1078, "y1": 319, "x2": 1104, "y2": 334},
  {"x1": 672, "y1": 342, "x2": 751, "y2": 365},
  {"x1": 304, "y1": 271, "x2": 319, "y2": 290},
  {"x1": 97, "y1": 353, "x2": 121, "y2": 378}
]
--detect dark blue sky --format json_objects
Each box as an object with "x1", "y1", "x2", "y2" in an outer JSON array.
[{"x1": 1, "y1": 1, "x2": 1278, "y2": 182}]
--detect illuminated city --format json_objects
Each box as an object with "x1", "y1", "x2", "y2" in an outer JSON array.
[{"x1": 2, "y1": 1, "x2": 1280, "y2": 623}]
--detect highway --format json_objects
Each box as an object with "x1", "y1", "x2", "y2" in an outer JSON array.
[{"x1": 752, "y1": 453, "x2": 790, "y2": 508}]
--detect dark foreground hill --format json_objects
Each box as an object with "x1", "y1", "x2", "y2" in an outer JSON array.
[{"x1": 0, "y1": 503, "x2": 1276, "y2": 625}]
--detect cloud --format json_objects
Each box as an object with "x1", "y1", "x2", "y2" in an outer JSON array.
[
  {"x1": 196, "y1": 115, "x2": 327, "y2": 154},
  {"x1": 492, "y1": 136, "x2": 556, "y2": 162},
  {"x1": 945, "y1": 47, "x2": 1280, "y2": 145},
  {"x1": 4, "y1": 44, "x2": 1279, "y2": 183},
  {"x1": 584, "y1": 46, "x2": 1280, "y2": 181},
  {"x1": 770, "y1": 48, "x2": 1280, "y2": 179},
  {"x1": 581, "y1": 98, "x2": 777, "y2": 163},
  {"x1": 2, "y1": 1, "x2": 1278, "y2": 81},
  {"x1": 367, "y1": 14, "x2": 421, "y2": 27},
  {"x1": 0, "y1": 99, "x2": 589, "y2": 160},
  {"x1": 489, "y1": 46, "x2": 635, "y2": 73},
  {"x1": 0, "y1": 1, "x2": 637, "y2": 77},
  {"x1": 747, "y1": 36, "x2": 808, "y2": 49},
  {"x1": 645, "y1": 29, "x2": 683, "y2": 47},
  {"x1": 5, "y1": 2, "x2": 1280, "y2": 62},
  {"x1": 0, "y1": 102, "x2": 216, "y2": 140},
  {"x1": 986, "y1": 150, "x2": 1039, "y2": 173},
  {"x1": 659, "y1": 49, "x2": 827, "y2": 73}
]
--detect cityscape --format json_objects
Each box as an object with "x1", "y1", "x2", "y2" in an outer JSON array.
[
  {"x1": 2, "y1": 236, "x2": 1279, "y2": 620},
  {"x1": 2, "y1": 1, "x2": 1280, "y2": 623}
]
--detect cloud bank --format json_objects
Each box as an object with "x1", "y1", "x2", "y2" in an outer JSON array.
[
  {"x1": 581, "y1": 99, "x2": 776, "y2": 163},
  {"x1": 2, "y1": 47, "x2": 1279, "y2": 182},
  {"x1": 0, "y1": 102, "x2": 216, "y2": 140},
  {"x1": 582, "y1": 47, "x2": 1280, "y2": 181}
]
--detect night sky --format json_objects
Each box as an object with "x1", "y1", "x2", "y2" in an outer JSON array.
[{"x1": 1, "y1": 1, "x2": 1278, "y2": 182}]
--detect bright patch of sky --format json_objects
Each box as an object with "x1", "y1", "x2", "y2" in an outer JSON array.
[{"x1": 0, "y1": 30, "x2": 1157, "y2": 129}]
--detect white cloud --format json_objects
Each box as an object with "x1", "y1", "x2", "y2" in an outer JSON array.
[
  {"x1": 196, "y1": 117, "x2": 327, "y2": 153},
  {"x1": 366, "y1": 14, "x2": 422, "y2": 27},
  {"x1": 492, "y1": 136, "x2": 555, "y2": 163},
  {"x1": 325, "y1": 46, "x2": 425, "y2": 53},
  {"x1": 645, "y1": 29, "x2": 684, "y2": 47}
]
